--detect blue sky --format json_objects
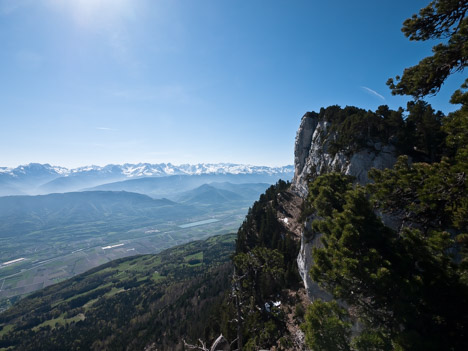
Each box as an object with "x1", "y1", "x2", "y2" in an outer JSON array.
[{"x1": 0, "y1": 0, "x2": 465, "y2": 168}]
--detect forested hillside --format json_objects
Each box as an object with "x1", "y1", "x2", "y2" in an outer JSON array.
[
  {"x1": 0, "y1": 234, "x2": 235, "y2": 350},
  {"x1": 299, "y1": 0, "x2": 468, "y2": 347}
]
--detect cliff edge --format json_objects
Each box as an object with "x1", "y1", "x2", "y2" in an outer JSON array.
[
  {"x1": 292, "y1": 111, "x2": 398, "y2": 197},
  {"x1": 291, "y1": 108, "x2": 399, "y2": 299}
]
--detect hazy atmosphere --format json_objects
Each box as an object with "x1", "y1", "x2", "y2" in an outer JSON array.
[{"x1": 1, "y1": 0, "x2": 464, "y2": 168}]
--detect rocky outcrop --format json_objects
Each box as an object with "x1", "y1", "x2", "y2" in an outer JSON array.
[
  {"x1": 292, "y1": 111, "x2": 399, "y2": 299},
  {"x1": 296, "y1": 217, "x2": 332, "y2": 301},
  {"x1": 292, "y1": 112, "x2": 398, "y2": 197},
  {"x1": 275, "y1": 190, "x2": 304, "y2": 238}
]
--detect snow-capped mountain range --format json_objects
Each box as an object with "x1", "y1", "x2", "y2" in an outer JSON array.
[
  {"x1": 0, "y1": 162, "x2": 293, "y2": 178},
  {"x1": 0, "y1": 163, "x2": 294, "y2": 196}
]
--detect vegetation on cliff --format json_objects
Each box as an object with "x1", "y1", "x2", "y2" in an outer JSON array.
[
  {"x1": 226, "y1": 180, "x2": 303, "y2": 350},
  {"x1": 303, "y1": 167, "x2": 467, "y2": 350},
  {"x1": 301, "y1": 1, "x2": 468, "y2": 349},
  {"x1": 311, "y1": 101, "x2": 446, "y2": 162}
]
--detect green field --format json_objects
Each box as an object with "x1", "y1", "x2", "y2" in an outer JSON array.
[{"x1": 0, "y1": 233, "x2": 236, "y2": 350}]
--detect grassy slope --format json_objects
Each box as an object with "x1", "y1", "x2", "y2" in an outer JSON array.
[{"x1": 0, "y1": 233, "x2": 235, "y2": 350}]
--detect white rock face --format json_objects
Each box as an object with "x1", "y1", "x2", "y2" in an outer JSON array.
[
  {"x1": 292, "y1": 113, "x2": 398, "y2": 197},
  {"x1": 297, "y1": 217, "x2": 332, "y2": 301},
  {"x1": 292, "y1": 111, "x2": 398, "y2": 299}
]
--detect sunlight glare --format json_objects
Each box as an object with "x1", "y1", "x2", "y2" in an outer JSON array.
[{"x1": 48, "y1": 0, "x2": 134, "y2": 29}]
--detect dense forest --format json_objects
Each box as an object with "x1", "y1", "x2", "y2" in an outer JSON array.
[{"x1": 299, "y1": 0, "x2": 468, "y2": 349}]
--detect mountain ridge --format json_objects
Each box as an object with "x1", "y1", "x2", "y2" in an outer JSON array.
[
  {"x1": 0, "y1": 163, "x2": 294, "y2": 196},
  {"x1": 0, "y1": 162, "x2": 293, "y2": 178}
]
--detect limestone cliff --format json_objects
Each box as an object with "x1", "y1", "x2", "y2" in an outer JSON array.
[
  {"x1": 292, "y1": 112, "x2": 398, "y2": 197},
  {"x1": 292, "y1": 110, "x2": 399, "y2": 299}
]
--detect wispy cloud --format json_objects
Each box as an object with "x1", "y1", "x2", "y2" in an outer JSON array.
[
  {"x1": 361, "y1": 86, "x2": 385, "y2": 101},
  {"x1": 96, "y1": 127, "x2": 116, "y2": 131}
]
